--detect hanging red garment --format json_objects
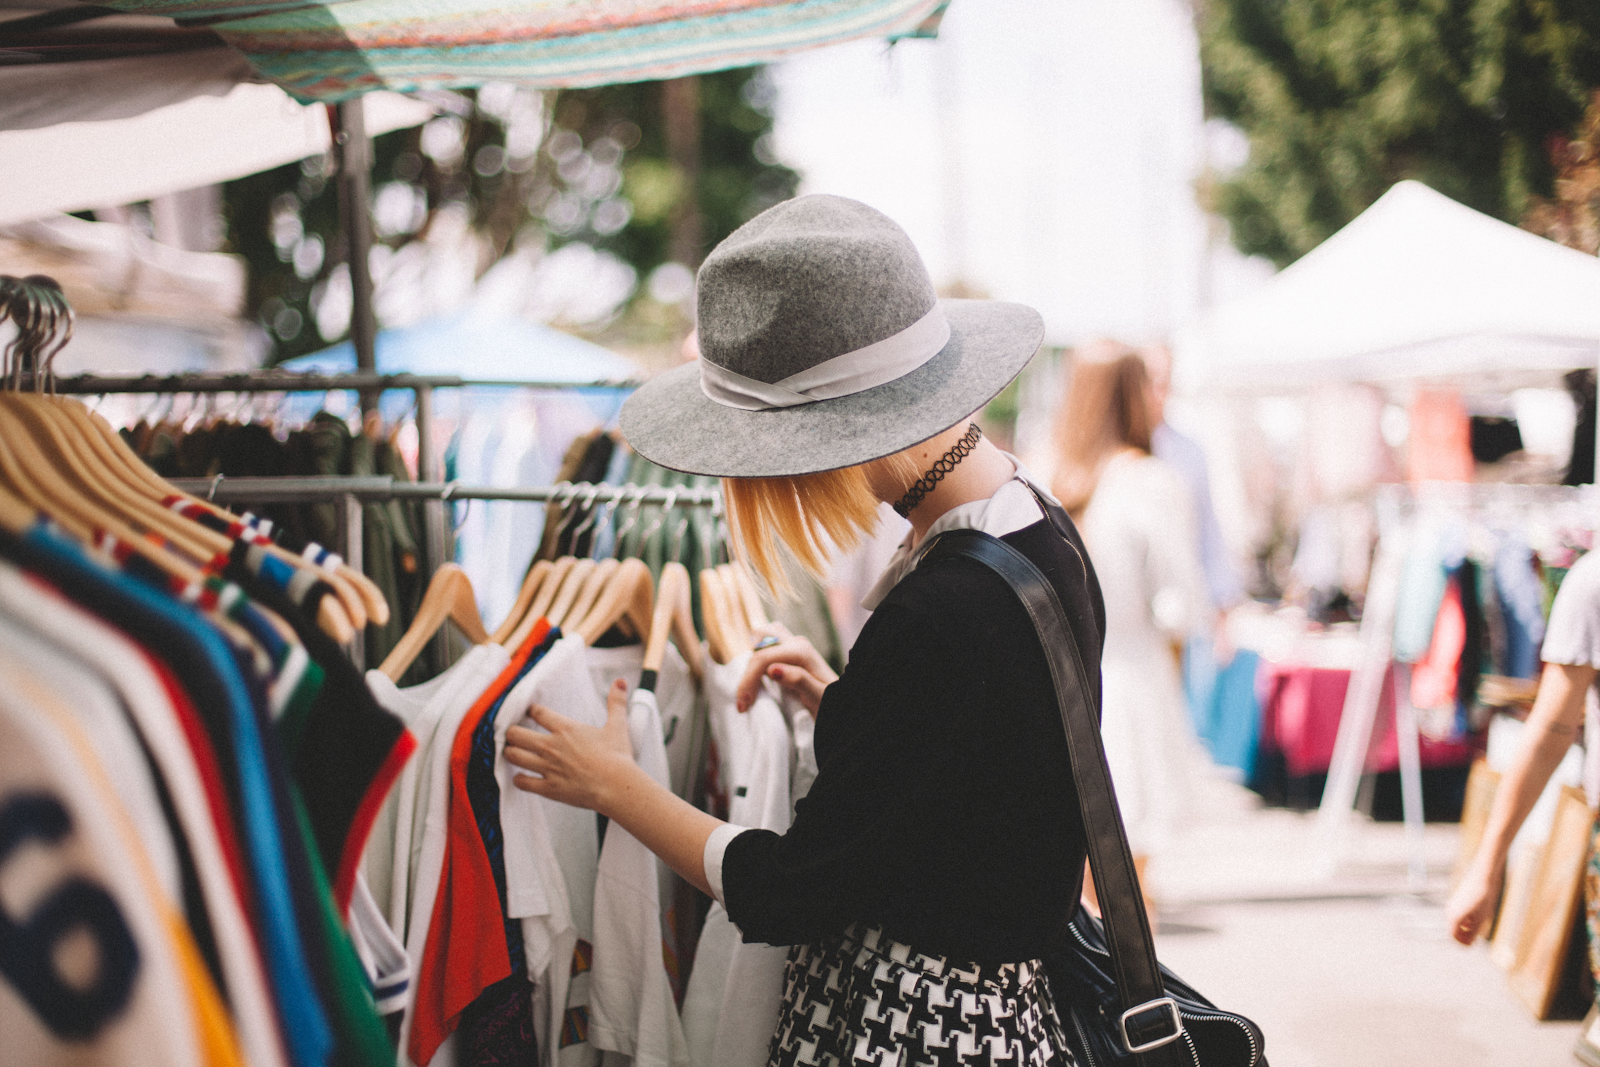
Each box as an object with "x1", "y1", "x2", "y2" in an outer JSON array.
[
  {"x1": 410, "y1": 621, "x2": 550, "y2": 1066},
  {"x1": 1410, "y1": 580, "x2": 1466, "y2": 713}
]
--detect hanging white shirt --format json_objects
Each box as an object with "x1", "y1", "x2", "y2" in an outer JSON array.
[
  {"x1": 860, "y1": 454, "x2": 1053, "y2": 611},
  {"x1": 682, "y1": 654, "x2": 795, "y2": 1067},
  {"x1": 583, "y1": 641, "x2": 699, "y2": 799},
  {"x1": 496, "y1": 634, "x2": 687, "y2": 1067},
  {"x1": 0, "y1": 563, "x2": 290, "y2": 1067},
  {"x1": 364, "y1": 643, "x2": 506, "y2": 941},
  {"x1": 0, "y1": 643, "x2": 208, "y2": 1067}
]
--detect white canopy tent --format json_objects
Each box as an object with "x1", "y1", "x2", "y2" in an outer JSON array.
[
  {"x1": 1174, "y1": 180, "x2": 1600, "y2": 888},
  {"x1": 1175, "y1": 180, "x2": 1600, "y2": 395},
  {"x1": 0, "y1": 83, "x2": 433, "y2": 227}
]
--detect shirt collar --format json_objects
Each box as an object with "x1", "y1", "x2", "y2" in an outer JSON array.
[{"x1": 861, "y1": 452, "x2": 1059, "y2": 611}]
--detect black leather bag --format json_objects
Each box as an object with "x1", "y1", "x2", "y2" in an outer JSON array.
[
  {"x1": 1048, "y1": 904, "x2": 1264, "y2": 1067},
  {"x1": 926, "y1": 522, "x2": 1266, "y2": 1067}
]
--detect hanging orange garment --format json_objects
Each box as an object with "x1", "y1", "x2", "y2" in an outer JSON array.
[
  {"x1": 1407, "y1": 390, "x2": 1474, "y2": 482},
  {"x1": 409, "y1": 620, "x2": 551, "y2": 1066}
]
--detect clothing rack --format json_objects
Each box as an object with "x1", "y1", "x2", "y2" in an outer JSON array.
[
  {"x1": 167, "y1": 476, "x2": 720, "y2": 507},
  {"x1": 165, "y1": 473, "x2": 723, "y2": 601},
  {"x1": 1316, "y1": 481, "x2": 1600, "y2": 889},
  {"x1": 31, "y1": 368, "x2": 643, "y2": 581},
  {"x1": 167, "y1": 476, "x2": 721, "y2": 672},
  {"x1": 165, "y1": 474, "x2": 722, "y2": 566}
]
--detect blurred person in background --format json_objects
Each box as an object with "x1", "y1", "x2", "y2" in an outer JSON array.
[
  {"x1": 1142, "y1": 343, "x2": 1245, "y2": 620},
  {"x1": 1141, "y1": 342, "x2": 1248, "y2": 768},
  {"x1": 1053, "y1": 346, "x2": 1210, "y2": 924},
  {"x1": 1447, "y1": 548, "x2": 1600, "y2": 973}
]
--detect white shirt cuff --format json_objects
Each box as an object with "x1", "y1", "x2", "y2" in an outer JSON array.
[{"x1": 702, "y1": 822, "x2": 747, "y2": 905}]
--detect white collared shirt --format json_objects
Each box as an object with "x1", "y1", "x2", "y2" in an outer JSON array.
[{"x1": 860, "y1": 453, "x2": 1059, "y2": 611}]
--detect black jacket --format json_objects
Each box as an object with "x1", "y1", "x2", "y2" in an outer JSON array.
[{"x1": 722, "y1": 511, "x2": 1106, "y2": 965}]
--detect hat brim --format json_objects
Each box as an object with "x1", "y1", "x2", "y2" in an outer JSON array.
[{"x1": 619, "y1": 298, "x2": 1044, "y2": 478}]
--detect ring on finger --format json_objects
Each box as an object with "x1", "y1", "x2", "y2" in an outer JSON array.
[{"x1": 753, "y1": 635, "x2": 780, "y2": 651}]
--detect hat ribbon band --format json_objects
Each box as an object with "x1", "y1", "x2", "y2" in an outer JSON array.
[{"x1": 699, "y1": 304, "x2": 951, "y2": 412}]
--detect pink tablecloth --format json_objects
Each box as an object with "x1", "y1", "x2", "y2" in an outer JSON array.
[{"x1": 1256, "y1": 661, "x2": 1478, "y2": 778}]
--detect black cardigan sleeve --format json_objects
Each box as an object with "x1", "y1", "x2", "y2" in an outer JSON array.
[
  {"x1": 720, "y1": 600, "x2": 977, "y2": 947},
  {"x1": 718, "y1": 523, "x2": 1093, "y2": 965}
]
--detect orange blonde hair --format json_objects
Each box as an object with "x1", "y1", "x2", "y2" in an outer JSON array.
[
  {"x1": 723, "y1": 450, "x2": 919, "y2": 595},
  {"x1": 1050, "y1": 349, "x2": 1154, "y2": 516}
]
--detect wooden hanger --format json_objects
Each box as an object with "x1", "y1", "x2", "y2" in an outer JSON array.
[
  {"x1": 576, "y1": 558, "x2": 654, "y2": 646},
  {"x1": 0, "y1": 395, "x2": 218, "y2": 559},
  {"x1": 697, "y1": 566, "x2": 738, "y2": 665},
  {"x1": 546, "y1": 558, "x2": 597, "y2": 629},
  {"x1": 30, "y1": 394, "x2": 375, "y2": 635},
  {"x1": 715, "y1": 563, "x2": 755, "y2": 651},
  {"x1": 377, "y1": 562, "x2": 488, "y2": 680},
  {"x1": 0, "y1": 408, "x2": 257, "y2": 635},
  {"x1": 56, "y1": 393, "x2": 383, "y2": 624},
  {"x1": 0, "y1": 474, "x2": 38, "y2": 534},
  {"x1": 525, "y1": 556, "x2": 577, "y2": 630},
  {"x1": 505, "y1": 554, "x2": 585, "y2": 650},
  {"x1": 79, "y1": 397, "x2": 381, "y2": 626},
  {"x1": 643, "y1": 561, "x2": 705, "y2": 682},
  {"x1": 566, "y1": 557, "x2": 619, "y2": 635},
  {"x1": 491, "y1": 558, "x2": 553, "y2": 644}
]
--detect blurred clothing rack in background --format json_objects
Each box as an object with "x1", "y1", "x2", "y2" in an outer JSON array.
[{"x1": 21, "y1": 368, "x2": 645, "y2": 577}]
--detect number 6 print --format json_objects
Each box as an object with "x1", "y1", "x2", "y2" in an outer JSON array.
[{"x1": 0, "y1": 793, "x2": 139, "y2": 1041}]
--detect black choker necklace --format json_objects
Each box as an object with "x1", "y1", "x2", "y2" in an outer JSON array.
[{"x1": 893, "y1": 422, "x2": 983, "y2": 518}]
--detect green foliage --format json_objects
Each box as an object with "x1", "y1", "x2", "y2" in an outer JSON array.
[
  {"x1": 550, "y1": 69, "x2": 798, "y2": 274},
  {"x1": 1199, "y1": 0, "x2": 1600, "y2": 265},
  {"x1": 222, "y1": 67, "x2": 798, "y2": 364}
]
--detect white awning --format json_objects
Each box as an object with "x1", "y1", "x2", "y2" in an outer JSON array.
[
  {"x1": 1176, "y1": 180, "x2": 1600, "y2": 394},
  {"x1": 0, "y1": 81, "x2": 433, "y2": 226}
]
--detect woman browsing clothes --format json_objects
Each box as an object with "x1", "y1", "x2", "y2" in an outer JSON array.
[{"x1": 501, "y1": 195, "x2": 1107, "y2": 1065}]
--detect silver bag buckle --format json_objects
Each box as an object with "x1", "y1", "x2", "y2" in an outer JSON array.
[{"x1": 1120, "y1": 997, "x2": 1184, "y2": 1054}]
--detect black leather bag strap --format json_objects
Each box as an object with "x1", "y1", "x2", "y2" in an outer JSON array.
[{"x1": 926, "y1": 525, "x2": 1185, "y2": 1066}]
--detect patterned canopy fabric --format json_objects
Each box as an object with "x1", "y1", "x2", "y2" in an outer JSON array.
[{"x1": 97, "y1": 0, "x2": 945, "y2": 102}]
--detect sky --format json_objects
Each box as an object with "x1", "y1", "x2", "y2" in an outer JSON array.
[{"x1": 767, "y1": 0, "x2": 1272, "y2": 350}]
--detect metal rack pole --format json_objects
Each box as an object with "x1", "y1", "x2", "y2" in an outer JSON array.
[
  {"x1": 338, "y1": 492, "x2": 365, "y2": 668},
  {"x1": 413, "y1": 381, "x2": 446, "y2": 579},
  {"x1": 32, "y1": 372, "x2": 640, "y2": 394},
  {"x1": 329, "y1": 98, "x2": 379, "y2": 416},
  {"x1": 166, "y1": 476, "x2": 723, "y2": 508},
  {"x1": 36, "y1": 372, "x2": 466, "y2": 393}
]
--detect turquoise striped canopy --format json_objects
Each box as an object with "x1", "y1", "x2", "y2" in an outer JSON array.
[{"x1": 98, "y1": 0, "x2": 946, "y2": 102}]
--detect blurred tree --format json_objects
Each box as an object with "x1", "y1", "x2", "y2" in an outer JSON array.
[
  {"x1": 1199, "y1": 0, "x2": 1600, "y2": 266},
  {"x1": 223, "y1": 67, "x2": 798, "y2": 364},
  {"x1": 1522, "y1": 90, "x2": 1600, "y2": 253}
]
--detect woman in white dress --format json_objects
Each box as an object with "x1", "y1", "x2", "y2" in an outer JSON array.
[{"x1": 1050, "y1": 348, "x2": 1210, "y2": 917}]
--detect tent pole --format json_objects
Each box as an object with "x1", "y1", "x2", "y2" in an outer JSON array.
[{"x1": 329, "y1": 98, "x2": 378, "y2": 415}]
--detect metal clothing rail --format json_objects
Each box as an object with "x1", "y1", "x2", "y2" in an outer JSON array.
[
  {"x1": 166, "y1": 476, "x2": 721, "y2": 507},
  {"x1": 30, "y1": 371, "x2": 641, "y2": 393},
  {"x1": 167, "y1": 476, "x2": 721, "y2": 671},
  {"x1": 39, "y1": 368, "x2": 643, "y2": 582},
  {"x1": 168, "y1": 474, "x2": 721, "y2": 601}
]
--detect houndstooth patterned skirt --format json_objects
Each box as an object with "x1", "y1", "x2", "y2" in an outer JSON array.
[{"x1": 766, "y1": 924, "x2": 1079, "y2": 1067}]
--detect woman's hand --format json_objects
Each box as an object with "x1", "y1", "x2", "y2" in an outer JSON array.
[
  {"x1": 1444, "y1": 860, "x2": 1504, "y2": 945},
  {"x1": 736, "y1": 622, "x2": 838, "y2": 716},
  {"x1": 505, "y1": 679, "x2": 639, "y2": 815}
]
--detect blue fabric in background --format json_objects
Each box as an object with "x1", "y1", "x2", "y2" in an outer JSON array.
[
  {"x1": 1494, "y1": 537, "x2": 1547, "y2": 679},
  {"x1": 1183, "y1": 637, "x2": 1262, "y2": 780}
]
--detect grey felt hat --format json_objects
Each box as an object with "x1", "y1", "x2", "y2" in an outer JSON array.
[{"x1": 619, "y1": 194, "x2": 1044, "y2": 477}]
